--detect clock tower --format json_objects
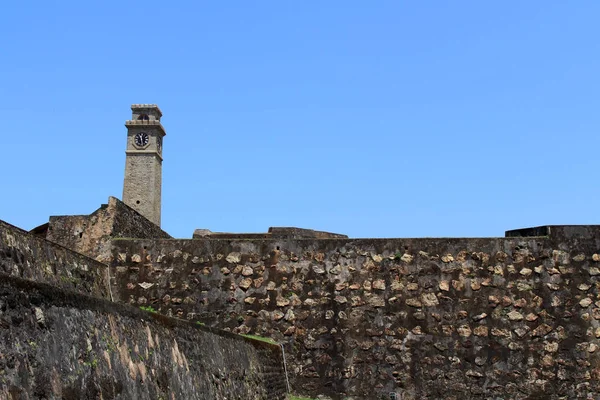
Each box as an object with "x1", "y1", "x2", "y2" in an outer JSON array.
[{"x1": 122, "y1": 104, "x2": 166, "y2": 227}]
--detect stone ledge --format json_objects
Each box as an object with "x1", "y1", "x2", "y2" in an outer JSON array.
[
  {"x1": 506, "y1": 225, "x2": 600, "y2": 240},
  {"x1": 124, "y1": 120, "x2": 166, "y2": 135},
  {"x1": 0, "y1": 273, "x2": 273, "y2": 345},
  {"x1": 192, "y1": 226, "x2": 348, "y2": 239},
  {"x1": 131, "y1": 103, "x2": 162, "y2": 115}
]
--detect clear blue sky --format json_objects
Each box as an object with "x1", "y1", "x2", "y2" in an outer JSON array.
[{"x1": 1, "y1": 1, "x2": 599, "y2": 239}]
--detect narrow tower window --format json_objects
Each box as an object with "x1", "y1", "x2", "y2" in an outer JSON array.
[{"x1": 138, "y1": 114, "x2": 149, "y2": 121}]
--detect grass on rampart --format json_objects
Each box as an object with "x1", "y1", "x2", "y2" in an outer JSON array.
[{"x1": 240, "y1": 334, "x2": 278, "y2": 345}]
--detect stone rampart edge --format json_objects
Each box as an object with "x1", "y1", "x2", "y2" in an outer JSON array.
[{"x1": 0, "y1": 273, "x2": 280, "y2": 352}]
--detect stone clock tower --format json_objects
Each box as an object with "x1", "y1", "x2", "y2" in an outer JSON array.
[{"x1": 122, "y1": 104, "x2": 166, "y2": 227}]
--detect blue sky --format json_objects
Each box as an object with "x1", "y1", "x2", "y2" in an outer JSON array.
[{"x1": 1, "y1": 1, "x2": 599, "y2": 239}]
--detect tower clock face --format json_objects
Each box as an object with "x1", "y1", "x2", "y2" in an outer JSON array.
[{"x1": 134, "y1": 132, "x2": 149, "y2": 147}]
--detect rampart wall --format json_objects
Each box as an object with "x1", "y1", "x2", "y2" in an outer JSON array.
[
  {"x1": 0, "y1": 220, "x2": 110, "y2": 299},
  {"x1": 0, "y1": 219, "x2": 288, "y2": 399},
  {"x1": 111, "y1": 229, "x2": 600, "y2": 399},
  {"x1": 0, "y1": 275, "x2": 287, "y2": 399},
  {"x1": 42, "y1": 196, "x2": 171, "y2": 263}
]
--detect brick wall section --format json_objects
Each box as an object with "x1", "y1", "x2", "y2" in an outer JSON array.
[
  {"x1": 0, "y1": 219, "x2": 110, "y2": 299},
  {"x1": 111, "y1": 235, "x2": 600, "y2": 399},
  {"x1": 0, "y1": 275, "x2": 287, "y2": 400}
]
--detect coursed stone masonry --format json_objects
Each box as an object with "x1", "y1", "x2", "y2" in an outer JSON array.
[
  {"x1": 0, "y1": 219, "x2": 288, "y2": 399},
  {"x1": 1, "y1": 219, "x2": 110, "y2": 299},
  {"x1": 33, "y1": 196, "x2": 170, "y2": 263},
  {"x1": 0, "y1": 274, "x2": 287, "y2": 399},
  {"x1": 111, "y1": 228, "x2": 600, "y2": 399}
]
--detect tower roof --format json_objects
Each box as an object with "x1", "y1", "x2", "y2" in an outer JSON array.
[{"x1": 130, "y1": 104, "x2": 162, "y2": 118}]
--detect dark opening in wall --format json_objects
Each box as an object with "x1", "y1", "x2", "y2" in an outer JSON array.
[
  {"x1": 138, "y1": 114, "x2": 149, "y2": 121},
  {"x1": 136, "y1": 201, "x2": 140, "y2": 205}
]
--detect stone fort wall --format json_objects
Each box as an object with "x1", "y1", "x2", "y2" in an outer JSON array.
[
  {"x1": 111, "y1": 228, "x2": 600, "y2": 399},
  {"x1": 0, "y1": 275, "x2": 287, "y2": 400},
  {"x1": 0, "y1": 219, "x2": 288, "y2": 400},
  {"x1": 0, "y1": 219, "x2": 111, "y2": 299},
  {"x1": 35, "y1": 196, "x2": 171, "y2": 263}
]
